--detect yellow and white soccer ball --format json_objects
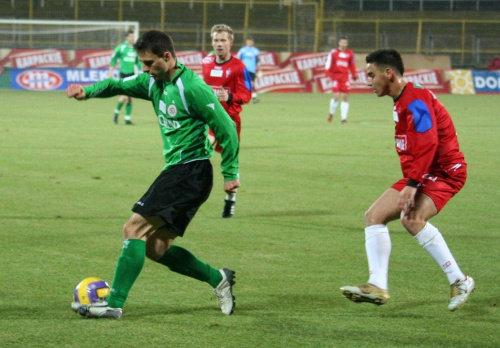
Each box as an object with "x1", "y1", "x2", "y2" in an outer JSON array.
[{"x1": 73, "y1": 277, "x2": 110, "y2": 305}]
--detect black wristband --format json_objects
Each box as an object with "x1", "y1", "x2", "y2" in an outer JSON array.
[
  {"x1": 227, "y1": 93, "x2": 233, "y2": 103},
  {"x1": 406, "y1": 179, "x2": 419, "y2": 188}
]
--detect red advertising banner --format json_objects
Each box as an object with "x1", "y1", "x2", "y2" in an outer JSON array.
[
  {"x1": 176, "y1": 50, "x2": 205, "y2": 74},
  {"x1": 255, "y1": 67, "x2": 308, "y2": 93},
  {"x1": 0, "y1": 48, "x2": 452, "y2": 93},
  {"x1": 71, "y1": 50, "x2": 113, "y2": 68},
  {"x1": 0, "y1": 49, "x2": 68, "y2": 68}
]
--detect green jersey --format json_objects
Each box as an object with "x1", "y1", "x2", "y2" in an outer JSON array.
[
  {"x1": 109, "y1": 41, "x2": 142, "y2": 74},
  {"x1": 83, "y1": 63, "x2": 239, "y2": 181}
]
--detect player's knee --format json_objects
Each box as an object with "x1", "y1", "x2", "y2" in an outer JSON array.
[
  {"x1": 145, "y1": 240, "x2": 166, "y2": 262},
  {"x1": 122, "y1": 216, "x2": 146, "y2": 240},
  {"x1": 400, "y1": 215, "x2": 426, "y2": 235},
  {"x1": 364, "y1": 208, "x2": 378, "y2": 226}
]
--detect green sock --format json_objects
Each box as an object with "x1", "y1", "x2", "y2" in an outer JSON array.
[
  {"x1": 158, "y1": 245, "x2": 222, "y2": 288},
  {"x1": 114, "y1": 102, "x2": 124, "y2": 115},
  {"x1": 125, "y1": 103, "x2": 132, "y2": 116},
  {"x1": 107, "y1": 239, "x2": 146, "y2": 309}
]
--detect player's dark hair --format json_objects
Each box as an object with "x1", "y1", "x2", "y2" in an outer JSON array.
[
  {"x1": 366, "y1": 49, "x2": 404, "y2": 76},
  {"x1": 134, "y1": 30, "x2": 176, "y2": 59},
  {"x1": 126, "y1": 29, "x2": 134, "y2": 37}
]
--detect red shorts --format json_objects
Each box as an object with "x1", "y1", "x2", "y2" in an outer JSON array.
[
  {"x1": 330, "y1": 75, "x2": 351, "y2": 93},
  {"x1": 209, "y1": 117, "x2": 240, "y2": 153},
  {"x1": 391, "y1": 163, "x2": 467, "y2": 212}
]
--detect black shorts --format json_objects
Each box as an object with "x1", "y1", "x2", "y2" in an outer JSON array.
[
  {"x1": 119, "y1": 72, "x2": 135, "y2": 79},
  {"x1": 132, "y1": 160, "x2": 213, "y2": 236}
]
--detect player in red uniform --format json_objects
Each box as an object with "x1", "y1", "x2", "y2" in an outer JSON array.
[
  {"x1": 340, "y1": 49, "x2": 475, "y2": 311},
  {"x1": 324, "y1": 37, "x2": 358, "y2": 124},
  {"x1": 202, "y1": 24, "x2": 252, "y2": 218}
]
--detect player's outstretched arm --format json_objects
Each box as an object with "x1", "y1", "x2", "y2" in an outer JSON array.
[{"x1": 66, "y1": 84, "x2": 86, "y2": 100}]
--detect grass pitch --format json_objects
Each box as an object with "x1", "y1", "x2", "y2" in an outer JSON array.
[{"x1": 0, "y1": 90, "x2": 498, "y2": 347}]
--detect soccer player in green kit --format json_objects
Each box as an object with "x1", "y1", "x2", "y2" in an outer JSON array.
[
  {"x1": 68, "y1": 30, "x2": 240, "y2": 319},
  {"x1": 109, "y1": 29, "x2": 142, "y2": 125}
]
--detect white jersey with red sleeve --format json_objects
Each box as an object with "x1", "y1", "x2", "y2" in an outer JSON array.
[
  {"x1": 325, "y1": 48, "x2": 358, "y2": 79},
  {"x1": 202, "y1": 55, "x2": 252, "y2": 121},
  {"x1": 393, "y1": 82, "x2": 466, "y2": 183}
]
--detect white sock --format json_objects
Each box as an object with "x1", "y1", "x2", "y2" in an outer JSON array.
[
  {"x1": 340, "y1": 102, "x2": 349, "y2": 120},
  {"x1": 414, "y1": 222, "x2": 465, "y2": 284},
  {"x1": 365, "y1": 224, "x2": 391, "y2": 290},
  {"x1": 329, "y1": 99, "x2": 338, "y2": 114},
  {"x1": 225, "y1": 193, "x2": 236, "y2": 202},
  {"x1": 124, "y1": 115, "x2": 131, "y2": 121}
]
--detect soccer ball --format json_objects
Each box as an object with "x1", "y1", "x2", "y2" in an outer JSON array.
[{"x1": 73, "y1": 277, "x2": 110, "y2": 305}]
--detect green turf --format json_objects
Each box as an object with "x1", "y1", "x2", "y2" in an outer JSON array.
[{"x1": 0, "y1": 90, "x2": 498, "y2": 347}]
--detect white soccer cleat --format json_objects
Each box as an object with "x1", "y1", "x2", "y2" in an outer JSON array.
[
  {"x1": 340, "y1": 283, "x2": 389, "y2": 306},
  {"x1": 448, "y1": 276, "x2": 475, "y2": 312},
  {"x1": 72, "y1": 301, "x2": 123, "y2": 319},
  {"x1": 213, "y1": 268, "x2": 235, "y2": 315}
]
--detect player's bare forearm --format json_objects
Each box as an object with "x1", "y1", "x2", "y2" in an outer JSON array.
[
  {"x1": 66, "y1": 84, "x2": 86, "y2": 100},
  {"x1": 224, "y1": 179, "x2": 241, "y2": 194}
]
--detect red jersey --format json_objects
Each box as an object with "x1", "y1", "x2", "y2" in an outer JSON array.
[
  {"x1": 393, "y1": 82, "x2": 466, "y2": 183},
  {"x1": 202, "y1": 55, "x2": 252, "y2": 121},
  {"x1": 325, "y1": 48, "x2": 357, "y2": 79}
]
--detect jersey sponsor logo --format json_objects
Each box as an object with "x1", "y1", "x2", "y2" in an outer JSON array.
[
  {"x1": 16, "y1": 69, "x2": 63, "y2": 90},
  {"x1": 337, "y1": 60, "x2": 349, "y2": 68},
  {"x1": 158, "y1": 114, "x2": 181, "y2": 130},
  {"x1": 210, "y1": 69, "x2": 223, "y2": 77},
  {"x1": 395, "y1": 134, "x2": 407, "y2": 152},
  {"x1": 168, "y1": 104, "x2": 177, "y2": 117}
]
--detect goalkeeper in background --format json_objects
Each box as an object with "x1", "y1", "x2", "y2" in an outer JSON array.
[{"x1": 109, "y1": 29, "x2": 142, "y2": 125}]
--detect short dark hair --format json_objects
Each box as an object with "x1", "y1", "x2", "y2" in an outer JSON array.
[
  {"x1": 365, "y1": 49, "x2": 404, "y2": 76},
  {"x1": 126, "y1": 29, "x2": 134, "y2": 37},
  {"x1": 134, "y1": 30, "x2": 176, "y2": 59}
]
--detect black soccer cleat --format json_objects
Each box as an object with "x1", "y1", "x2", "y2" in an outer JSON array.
[{"x1": 221, "y1": 199, "x2": 235, "y2": 218}]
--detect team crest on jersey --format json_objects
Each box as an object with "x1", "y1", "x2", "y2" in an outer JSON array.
[
  {"x1": 226, "y1": 69, "x2": 232, "y2": 77},
  {"x1": 168, "y1": 104, "x2": 177, "y2": 117}
]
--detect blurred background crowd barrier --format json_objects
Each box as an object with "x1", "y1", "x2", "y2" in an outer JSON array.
[{"x1": 1, "y1": 0, "x2": 499, "y2": 69}]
